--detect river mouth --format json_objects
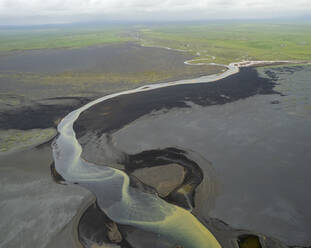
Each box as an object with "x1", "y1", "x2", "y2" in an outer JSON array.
[{"x1": 52, "y1": 65, "x2": 311, "y2": 248}]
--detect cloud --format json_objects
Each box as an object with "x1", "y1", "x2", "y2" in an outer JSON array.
[{"x1": 0, "y1": 0, "x2": 310, "y2": 24}]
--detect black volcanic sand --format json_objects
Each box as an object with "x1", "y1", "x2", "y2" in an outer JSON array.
[
  {"x1": 101, "y1": 65, "x2": 311, "y2": 247},
  {"x1": 0, "y1": 43, "x2": 221, "y2": 130},
  {"x1": 0, "y1": 42, "x2": 222, "y2": 247},
  {"x1": 74, "y1": 67, "x2": 278, "y2": 138},
  {"x1": 0, "y1": 43, "x2": 224, "y2": 248},
  {"x1": 125, "y1": 147, "x2": 204, "y2": 210},
  {"x1": 0, "y1": 96, "x2": 91, "y2": 130},
  {"x1": 0, "y1": 145, "x2": 91, "y2": 248},
  {"x1": 71, "y1": 67, "x2": 311, "y2": 248},
  {"x1": 0, "y1": 43, "x2": 214, "y2": 75},
  {"x1": 0, "y1": 43, "x2": 221, "y2": 98}
]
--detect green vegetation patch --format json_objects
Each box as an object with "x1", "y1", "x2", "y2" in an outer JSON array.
[
  {"x1": 0, "y1": 26, "x2": 133, "y2": 52},
  {"x1": 1, "y1": 23, "x2": 311, "y2": 64},
  {"x1": 138, "y1": 23, "x2": 311, "y2": 64}
]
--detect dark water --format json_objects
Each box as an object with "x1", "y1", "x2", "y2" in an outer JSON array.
[{"x1": 75, "y1": 66, "x2": 311, "y2": 247}]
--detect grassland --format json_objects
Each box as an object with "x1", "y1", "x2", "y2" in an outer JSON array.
[
  {"x1": 138, "y1": 23, "x2": 311, "y2": 64},
  {"x1": 1, "y1": 22, "x2": 310, "y2": 65},
  {"x1": 0, "y1": 25, "x2": 132, "y2": 52}
]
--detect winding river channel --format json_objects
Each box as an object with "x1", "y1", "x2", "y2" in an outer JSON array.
[{"x1": 52, "y1": 61, "x2": 240, "y2": 248}]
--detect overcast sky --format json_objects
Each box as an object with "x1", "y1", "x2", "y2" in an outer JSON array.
[{"x1": 0, "y1": 0, "x2": 310, "y2": 25}]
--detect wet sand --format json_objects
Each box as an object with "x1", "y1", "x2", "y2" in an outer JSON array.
[{"x1": 0, "y1": 145, "x2": 92, "y2": 248}]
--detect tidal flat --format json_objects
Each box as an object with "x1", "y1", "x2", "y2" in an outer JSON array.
[
  {"x1": 0, "y1": 35, "x2": 310, "y2": 248},
  {"x1": 0, "y1": 43, "x2": 221, "y2": 151},
  {"x1": 0, "y1": 43, "x2": 222, "y2": 100},
  {"x1": 0, "y1": 42, "x2": 223, "y2": 248},
  {"x1": 74, "y1": 65, "x2": 311, "y2": 247}
]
